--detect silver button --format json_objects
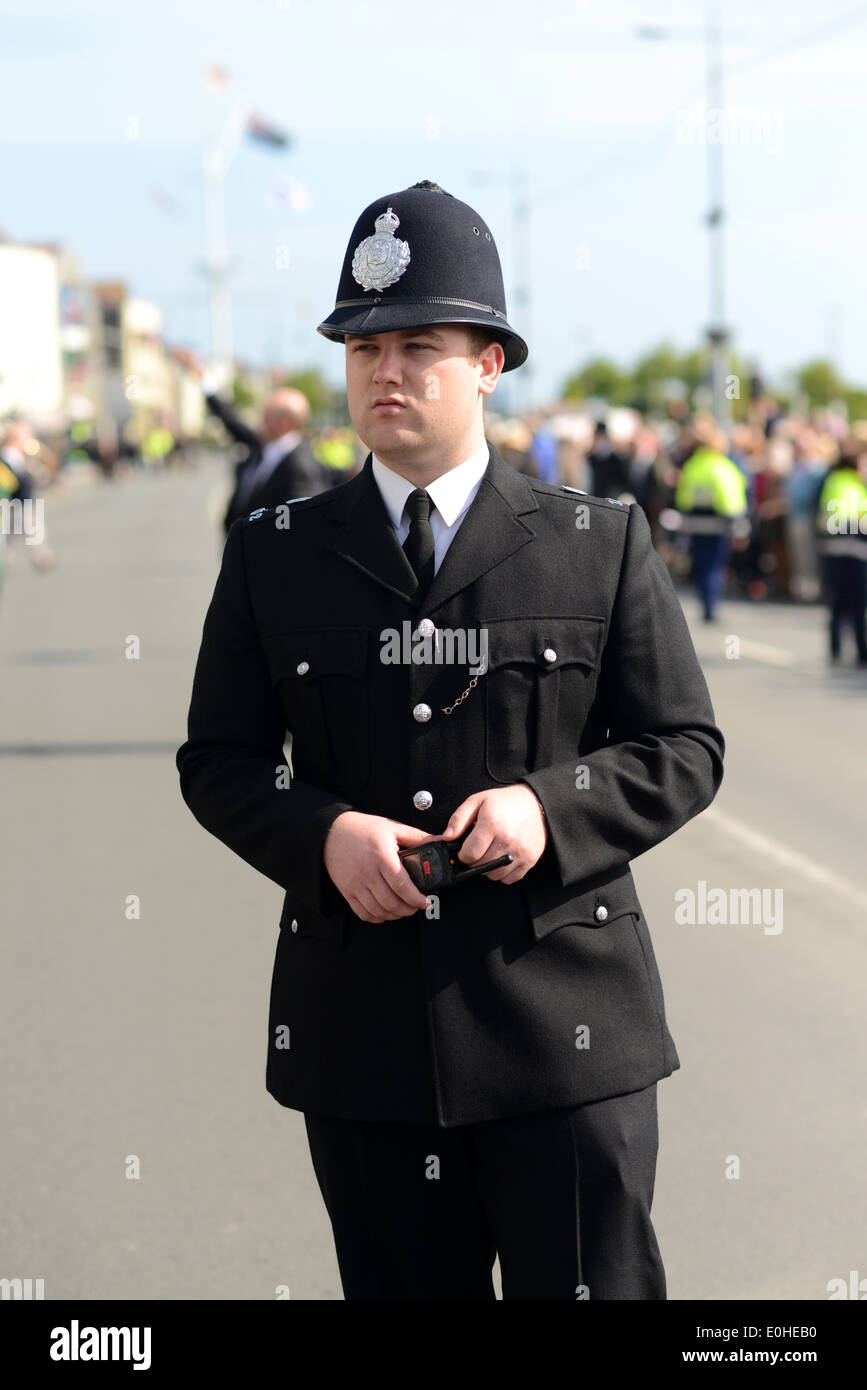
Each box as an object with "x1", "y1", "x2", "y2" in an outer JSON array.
[
  {"x1": 543, "y1": 648, "x2": 557, "y2": 665},
  {"x1": 290, "y1": 918, "x2": 299, "y2": 933},
  {"x1": 416, "y1": 618, "x2": 436, "y2": 638},
  {"x1": 413, "y1": 790, "x2": 433, "y2": 811},
  {"x1": 296, "y1": 661, "x2": 309, "y2": 675},
  {"x1": 413, "y1": 703, "x2": 432, "y2": 723},
  {"x1": 594, "y1": 904, "x2": 608, "y2": 923}
]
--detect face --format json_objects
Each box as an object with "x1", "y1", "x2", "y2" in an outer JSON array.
[{"x1": 344, "y1": 324, "x2": 503, "y2": 472}]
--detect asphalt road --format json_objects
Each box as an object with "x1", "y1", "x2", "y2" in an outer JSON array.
[{"x1": 1, "y1": 457, "x2": 864, "y2": 1301}]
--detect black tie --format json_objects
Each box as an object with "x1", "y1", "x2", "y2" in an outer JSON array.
[{"x1": 402, "y1": 488, "x2": 435, "y2": 594}]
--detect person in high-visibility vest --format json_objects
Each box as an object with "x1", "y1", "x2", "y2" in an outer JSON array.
[
  {"x1": 313, "y1": 428, "x2": 359, "y2": 485},
  {"x1": 674, "y1": 424, "x2": 748, "y2": 621},
  {"x1": 0, "y1": 455, "x2": 18, "y2": 588},
  {"x1": 141, "y1": 425, "x2": 176, "y2": 469},
  {"x1": 814, "y1": 443, "x2": 867, "y2": 665},
  {"x1": 0, "y1": 456, "x2": 17, "y2": 497},
  {"x1": 0, "y1": 420, "x2": 56, "y2": 573}
]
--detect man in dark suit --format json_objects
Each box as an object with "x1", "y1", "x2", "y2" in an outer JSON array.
[
  {"x1": 173, "y1": 350, "x2": 329, "y2": 533},
  {"x1": 176, "y1": 181, "x2": 725, "y2": 1300},
  {"x1": 586, "y1": 419, "x2": 631, "y2": 501}
]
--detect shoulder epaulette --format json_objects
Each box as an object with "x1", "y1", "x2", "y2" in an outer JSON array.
[
  {"x1": 248, "y1": 495, "x2": 308, "y2": 521},
  {"x1": 557, "y1": 484, "x2": 628, "y2": 509},
  {"x1": 246, "y1": 495, "x2": 312, "y2": 523},
  {"x1": 244, "y1": 490, "x2": 336, "y2": 526}
]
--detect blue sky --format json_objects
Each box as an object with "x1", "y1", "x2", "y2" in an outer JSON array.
[{"x1": 2, "y1": 0, "x2": 866, "y2": 410}]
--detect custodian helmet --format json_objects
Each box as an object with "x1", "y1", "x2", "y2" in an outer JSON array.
[{"x1": 316, "y1": 180, "x2": 528, "y2": 371}]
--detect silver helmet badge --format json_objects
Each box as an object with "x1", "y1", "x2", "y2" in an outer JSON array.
[{"x1": 351, "y1": 206, "x2": 411, "y2": 291}]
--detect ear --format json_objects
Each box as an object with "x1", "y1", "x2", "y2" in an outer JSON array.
[{"x1": 478, "y1": 340, "x2": 505, "y2": 397}]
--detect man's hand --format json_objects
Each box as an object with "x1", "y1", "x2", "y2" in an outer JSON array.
[
  {"x1": 323, "y1": 812, "x2": 440, "y2": 923},
  {"x1": 443, "y1": 785, "x2": 548, "y2": 885}
]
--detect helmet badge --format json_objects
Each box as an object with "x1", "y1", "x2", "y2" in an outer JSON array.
[{"x1": 351, "y1": 206, "x2": 411, "y2": 291}]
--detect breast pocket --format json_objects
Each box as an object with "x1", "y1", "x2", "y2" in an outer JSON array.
[
  {"x1": 262, "y1": 628, "x2": 370, "y2": 794},
  {"x1": 482, "y1": 616, "x2": 604, "y2": 782}
]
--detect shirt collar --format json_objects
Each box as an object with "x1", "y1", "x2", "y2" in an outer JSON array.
[
  {"x1": 371, "y1": 438, "x2": 490, "y2": 529},
  {"x1": 262, "y1": 429, "x2": 301, "y2": 462}
]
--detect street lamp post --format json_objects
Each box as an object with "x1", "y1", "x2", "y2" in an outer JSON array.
[
  {"x1": 202, "y1": 103, "x2": 246, "y2": 381},
  {"x1": 639, "y1": 1, "x2": 733, "y2": 434},
  {"x1": 705, "y1": 0, "x2": 731, "y2": 433},
  {"x1": 471, "y1": 164, "x2": 532, "y2": 413}
]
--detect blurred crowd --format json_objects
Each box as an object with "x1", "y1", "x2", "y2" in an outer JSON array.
[{"x1": 485, "y1": 403, "x2": 867, "y2": 607}]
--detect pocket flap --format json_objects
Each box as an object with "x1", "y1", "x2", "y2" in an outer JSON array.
[
  {"x1": 482, "y1": 616, "x2": 604, "y2": 673},
  {"x1": 262, "y1": 628, "x2": 368, "y2": 682},
  {"x1": 279, "y1": 895, "x2": 346, "y2": 947},
  {"x1": 523, "y1": 863, "x2": 641, "y2": 941}
]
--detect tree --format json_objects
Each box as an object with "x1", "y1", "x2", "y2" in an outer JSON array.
[
  {"x1": 562, "y1": 358, "x2": 628, "y2": 404},
  {"x1": 796, "y1": 360, "x2": 846, "y2": 409},
  {"x1": 280, "y1": 369, "x2": 333, "y2": 420},
  {"x1": 678, "y1": 348, "x2": 709, "y2": 399},
  {"x1": 559, "y1": 345, "x2": 867, "y2": 421},
  {"x1": 844, "y1": 389, "x2": 867, "y2": 423},
  {"x1": 630, "y1": 343, "x2": 685, "y2": 412},
  {"x1": 231, "y1": 374, "x2": 257, "y2": 410}
]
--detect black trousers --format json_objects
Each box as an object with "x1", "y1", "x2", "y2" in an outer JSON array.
[
  {"x1": 303, "y1": 1083, "x2": 666, "y2": 1300},
  {"x1": 821, "y1": 554, "x2": 867, "y2": 661}
]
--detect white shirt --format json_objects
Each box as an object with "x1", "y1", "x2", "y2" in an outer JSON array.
[
  {"x1": 260, "y1": 429, "x2": 302, "y2": 474},
  {"x1": 371, "y1": 440, "x2": 490, "y2": 575}
]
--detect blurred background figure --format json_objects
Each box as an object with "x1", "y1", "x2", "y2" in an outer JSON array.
[
  {"x1": 312, "y1": 426, "x2": 361, "y2": 484},
  {"x1": 0, "y1": 419, "x2": 56, "y2": 573},
  {"x1": 1, "y1": 420, "x2": 38, "y2": 505},
  {"x1": 784, "y1": 424, "x2": 827, "y2": 602},
  {"x1": 586, "y1": 418, "x2": 631, "y2": 500},
  {"x1": 814, "y1": 440, "x2": 867, "y2": 666},
  {"x1": 140, "y1": 417, "x2": 177, "y2": 472},
  {"x1": 173, "y1": 350, "x2": 329, "y2": 533},
  {"x1": 0, "y1": 450, "x2": 16, "y2": 590},
  {"x1": 525, "y1": 411, "x2": 558, "y2": 484},
  {"x1": 673, "y1": 418, "x2": 748, "y2": 622},
  {"x1": 484, "y1": 416, "x2": 537, "y2": 476},
  {"x1": 753, "y1": 435, "x2": 794, "y2": 600}
]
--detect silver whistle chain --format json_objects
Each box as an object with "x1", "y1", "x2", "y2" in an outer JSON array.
[{"x1": 441, "y1": 673, "x2": 482, "y2": 715}]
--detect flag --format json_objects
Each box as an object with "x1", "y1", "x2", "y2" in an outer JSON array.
[
  {"x1": 150, "y1": 187, "x2": 179, "y2": 214},
  {"x1": 268, "y1": 174, "x2": 312, "y2": 212},
  {"x1": 246, "y1": 113, "x2": 291, "y2": 150}
]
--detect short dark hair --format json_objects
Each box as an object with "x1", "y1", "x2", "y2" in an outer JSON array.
[{"x1": 464, "y1": 324, "x2": 503, "y2": 363}]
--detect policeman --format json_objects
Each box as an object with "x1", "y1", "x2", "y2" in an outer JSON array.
[
  {"x1": 674, "y1": 422, "x2": 748, "y2": 621},
  {"x1": 814, "y1": 442, "x2": 867, "y2": 665},
  {"x1": 176, "y1": 180, "x2": 725, "y2": 1300}
]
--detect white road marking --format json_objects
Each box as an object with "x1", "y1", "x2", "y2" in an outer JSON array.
[
  {"x1": 733, "y1": 638, "x2": 796, "y2": 667},
  {"x1": 692, "y1": 634, "x2": 797, "y2": 667},
  {"x1": 700, "y1": 805, "x2": 867, "y2": 912}
]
